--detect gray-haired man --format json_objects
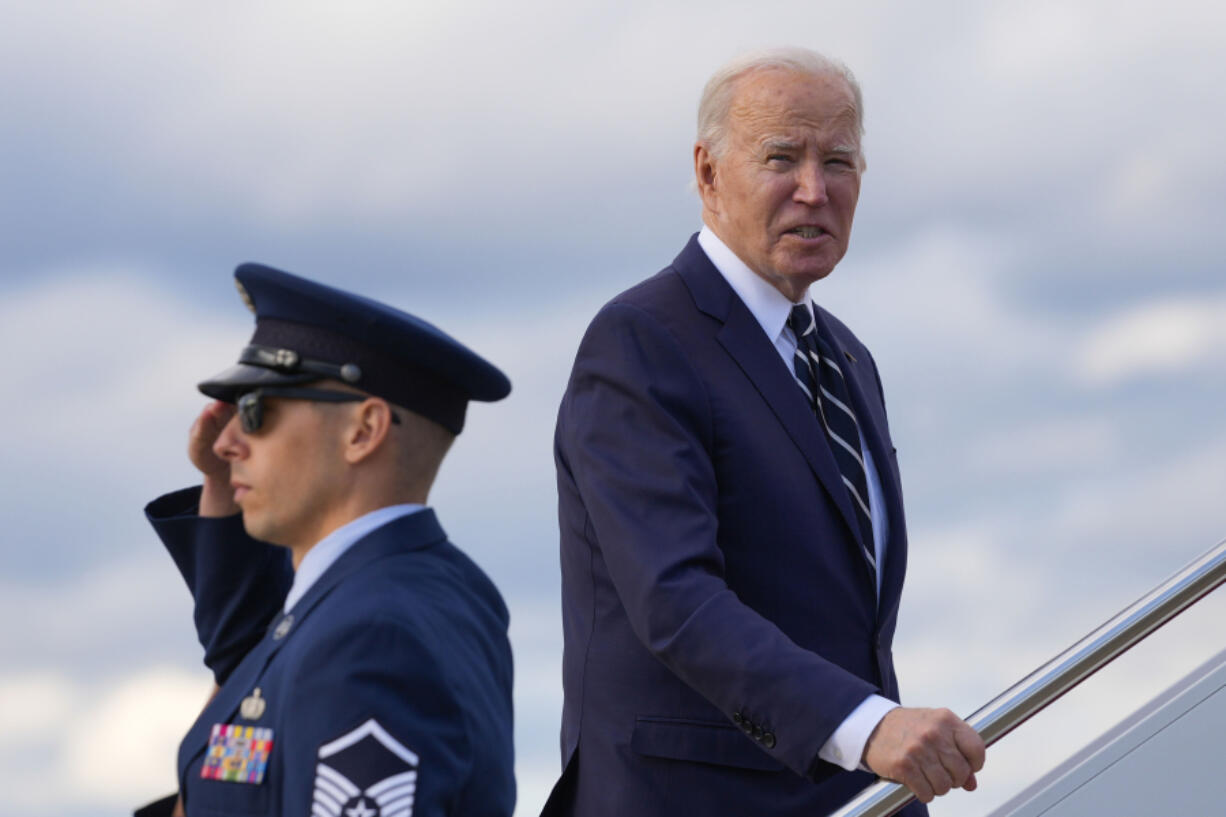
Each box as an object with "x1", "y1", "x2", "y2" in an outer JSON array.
[{"x1": 541, "y1": 48, "x2": 984, "y2": 817}]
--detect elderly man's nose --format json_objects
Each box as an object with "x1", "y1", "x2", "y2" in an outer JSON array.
[{"x1": 794, "y1": 162, "x2": 829, "y2": 205}]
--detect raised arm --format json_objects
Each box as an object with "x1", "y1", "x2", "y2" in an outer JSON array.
[{"x1": 146, "y1": 401, "x2": 291, "y2": 683}]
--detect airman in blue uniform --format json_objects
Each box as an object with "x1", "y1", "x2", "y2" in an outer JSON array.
[{"x1": 137, "y1": 264, "x2": 514, "y2": 817}]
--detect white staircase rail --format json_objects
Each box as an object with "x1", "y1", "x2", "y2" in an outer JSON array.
[{"x1": 826, "y1": 537, "x2": 1226, "y2": 817}]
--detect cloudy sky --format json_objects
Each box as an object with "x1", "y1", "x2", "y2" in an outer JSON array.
[{"x1": 3, "y1": 1, "x2": 1224, "y2": 815}]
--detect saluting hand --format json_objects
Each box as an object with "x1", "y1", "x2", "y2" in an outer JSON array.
[
  {"x1": 862, "y1": 706, "x2": 986, "y2": 804},
  {"x1": 189, "y1": 401, "x2": 240, "y2": 517}
]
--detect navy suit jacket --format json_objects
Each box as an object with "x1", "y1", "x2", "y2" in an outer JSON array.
[
  {"x1": 544, "y1": 236, "x2": 925, "y2": 816},
  {"x1": 147, "y1": 489, "x2": 515, "y2": 817}
]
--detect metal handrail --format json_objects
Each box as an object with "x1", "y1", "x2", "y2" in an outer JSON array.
[{"x1": 827, "y1": 537, "x2": 1226, "y2": 817}]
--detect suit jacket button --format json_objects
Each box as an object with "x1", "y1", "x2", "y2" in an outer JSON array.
[
  {"x1": 762, "y1": 732, "x2": 776, "y2": 749},
  {"x1": 732, "y1": 712, "x2": 743, "y2": 725},
  {"x1": 752, "y1": 725, "x2": 763, "y2": 740}
]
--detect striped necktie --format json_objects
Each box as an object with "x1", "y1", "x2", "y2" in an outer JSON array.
[{"x1": 788, "y1": 304, "x2": 877, "y2": 576}]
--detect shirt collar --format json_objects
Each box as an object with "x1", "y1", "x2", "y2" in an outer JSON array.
[
  {"x1": 697, "y1": 225, "x2": 812, "y2": 343},
  {"x1": 283, "y1": 503, "x2": 426, "y2": 612}
]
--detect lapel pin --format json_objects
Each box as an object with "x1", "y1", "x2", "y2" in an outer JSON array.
[
  {"x1": 272, "y1": 614, "x2": 294, "y2": 641},
  {"x1": 844, "y1": 350, "x2": 857, "y2": 364},
  {"x1": 241, "y1": 687, "x2": 267, "y2": 720}
]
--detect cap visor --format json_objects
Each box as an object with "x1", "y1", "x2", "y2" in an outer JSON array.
[{"x1": 197, "y1": 363, "x2": 319, "y2": 403}]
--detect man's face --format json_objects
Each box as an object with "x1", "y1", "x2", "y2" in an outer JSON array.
[
  {"x1": 696, "y1": 68, "x2": 863, "y2": 301},
  {"x1": 213, "y1": 395, "x2": 349, "y2": 551}
]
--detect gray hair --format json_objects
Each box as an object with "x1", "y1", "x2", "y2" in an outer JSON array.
[{"x1": 696, "y1": 47, "x2": 864, "y2": 159}]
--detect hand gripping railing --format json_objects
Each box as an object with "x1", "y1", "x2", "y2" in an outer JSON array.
[{"x1": 827, "y1": 537, "x2": 1226, "y2": 817}]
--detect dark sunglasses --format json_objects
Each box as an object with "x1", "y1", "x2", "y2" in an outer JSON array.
[{"x1": 236, "y1": 387, "x2": 401, "y2": 433}]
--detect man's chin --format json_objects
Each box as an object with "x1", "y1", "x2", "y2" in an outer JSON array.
[
  {"x1": 238, "y1": 513, "x2": 259, "y2": 539},
  {"x1": 777, "y1": 259, "x2": 839, "y2": 289},
  {"x1": 238, "y1": 513, "x2": 286, "y2": 547}
]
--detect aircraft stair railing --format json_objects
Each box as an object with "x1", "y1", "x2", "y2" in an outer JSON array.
[{"x1": 826, "y1": 537, "x2": 1226, "y2": 817}]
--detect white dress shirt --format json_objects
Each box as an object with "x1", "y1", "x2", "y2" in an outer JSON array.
[
  {"x1": 697, "y1": 225, "x2": 897, "y2": 772},
  {"x1": 283, "y1": 503, "x2": 426, "y2": 613}
]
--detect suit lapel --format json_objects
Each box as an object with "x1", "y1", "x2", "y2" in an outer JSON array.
[
  {"x1": 672, "y1": 237, "x2": 865, "y2": 553},
  {"x1": 178, "y1": 509, "x2": 448, "y2": 784}
]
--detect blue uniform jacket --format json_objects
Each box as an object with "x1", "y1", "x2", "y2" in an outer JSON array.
[
  {"x1": 147, "y1": 488, "x2": 515, "y2": 817},
  {"x1": 543, "y1": 236, "x2": 926, "y2": 816}
]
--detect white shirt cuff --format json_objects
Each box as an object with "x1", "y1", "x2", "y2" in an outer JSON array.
[{"x1": 817, "y1": 694, "x2": 899, "y2": 772}]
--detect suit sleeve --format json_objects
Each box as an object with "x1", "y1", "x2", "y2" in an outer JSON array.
[
  {"x1": 558, "y1": 302, "x2": 879, "y2": 777},
  {"x1": 146, "y1": 486, "x2": 292, "y2": 683}
]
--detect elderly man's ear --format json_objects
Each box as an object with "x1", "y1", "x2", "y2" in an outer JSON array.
[{"x1": 693, "y1": 143, "x2": 720, "y2": 204}]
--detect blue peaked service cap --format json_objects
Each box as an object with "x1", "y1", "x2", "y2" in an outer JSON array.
[{"x1": 198, "y1": 263, "x2": 511, "y2": 434}]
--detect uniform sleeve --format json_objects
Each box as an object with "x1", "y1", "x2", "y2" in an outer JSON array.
[
  {"x1": 559, "y1": 302, "x2": 878, "y2": 777},
  {"x1": 146, "y1": 486, "x2": 292, "y2": 683},
  {"x1": 278, "y1": 617, "x2": 504, "y2": 817}
]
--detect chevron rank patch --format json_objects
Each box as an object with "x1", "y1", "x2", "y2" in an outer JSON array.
[
  {"x1": 311, "y1": 719, "x2": 419, "y2": 817},
  {"x1": 200, "y1": 723, "x2": 274, "y2": 784}
]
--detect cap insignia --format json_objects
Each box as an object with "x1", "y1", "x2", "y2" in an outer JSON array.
[{"x1": 235, "y1": 280, "x2": 256, "y2": 314}]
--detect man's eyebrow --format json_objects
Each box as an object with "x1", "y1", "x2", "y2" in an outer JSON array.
[
  {"x1": 762, "y1": 140, "x2": 800, "y2": 153},
  {"x1": 829, "y1": 144, "x2": 860, "y2": 156}
]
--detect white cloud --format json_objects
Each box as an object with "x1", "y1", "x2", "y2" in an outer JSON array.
[
  {"x1": 516, "y1": 759, "x2": 563, "y2": 817},
  {"x1": 820, "y1": 223, "x2": 1060, "y2": 404},
  {"x1": 507, "y1": 596, "x2": 565, "y2": 808},
  {"x1": 0, "y1": 271, "x2": 243, "y2": 470},
  {"x1": 0, "y1": 672, "x2": 77, "y2": 741},
  {"x1": 7, "y1": 0, "x2": 1218, "y2": 237},
  {"x1": 63, "y1": 668, "x2": 209, "y2": 806},
  {"x1": 967, "y1": 415, "x2": 1121, "y2": 476},
  {"x1": 1094, "y1": 130, "x2": 1226, "y2": 237},
  {"x1": 1044, "y1": 426, "x2": 1226, "y2": 554},
  {"x1": 0, "y1": 556, "x2": 196, "y2": 668},
  {"x1": 896, "y1": 520, "x2": 1051, "y2": 707},
  {"x1": 508, "y1": 599, "x2": 564, "y2": 712},
  {"x1": 830, "y1": 226, "x2": 1008, "y2": 334},
  {"x1": 420, "y1": 291, "x2": 599, "y2": 575},
  {"x1": 1074, "y1": 293, "x2": 1226, "y2": 385},
  {"x1": 978, "y1": 2, "x2": 1098, "y2": 81},
  {"x1": 0, "y1": 666, "x2": 209, "y2": 814}
]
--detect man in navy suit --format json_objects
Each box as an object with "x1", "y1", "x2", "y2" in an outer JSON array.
[
  {"x1": 137, "y1": 264, "x2": 515, "y2": 816},
  {"x1": 543, "y1": 48, "x2": 985, "y2": 816}
]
